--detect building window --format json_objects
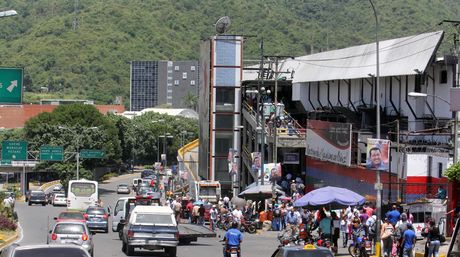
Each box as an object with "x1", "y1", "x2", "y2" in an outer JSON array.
[
  {"x1": 167, "y1": 70, "x2": 172, "y2": 74},
  {"x1": 191, "y1": 66, "x2": 196, "y2": 71},
  {"x1": 438, "y1": 162, "x2": 443, "y2": 178},
  {"x1": 174, "y1": 66, "x2": 180, "y2": 71},
  {"x1": 440, "y1": 70, "x2": 447, "y2": 84},
  {"x1": 167, "y1": 61, "x2": 173, "y2": 67},
  {"x1": 182, "y1": 72, "x2": 187, "y2": 79},
  {"x1": 174, "y1": 80, "x2": 179, "y2": 85},
  {"x1": 167, "y1": 76, "x2": 172, "y2": 80},
  {"x1": 190, "y1": 80, "x2": 195, "y2": 86}
]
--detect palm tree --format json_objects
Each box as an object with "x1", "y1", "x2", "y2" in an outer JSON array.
[{"x1": 182, "y1": 92, "x2": 198, "y2": 111}]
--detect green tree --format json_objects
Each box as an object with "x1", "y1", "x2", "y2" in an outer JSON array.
[
  {"x1": 182, "y1": 92, "x2": 198, "y2": 111},
  {"x1": 445, "y1": 162, "x2": 460, "y2": 182},
  {"x1": 23, "y1": 104, "x2": 122, "y2": 183}
]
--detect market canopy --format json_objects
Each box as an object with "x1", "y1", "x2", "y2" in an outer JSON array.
[
  {"x1": 238, "y1": 183, "x2": 284, "y2": 199},
  {"x1": 294, "y1": 186, "x2": 365, "y2": 208}
]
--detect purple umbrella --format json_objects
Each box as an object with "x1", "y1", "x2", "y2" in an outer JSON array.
[{"x1": 294, "y1": 186, "x2": 365, "y2": 208}]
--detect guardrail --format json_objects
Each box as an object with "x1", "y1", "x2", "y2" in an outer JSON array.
[
  {"x1": 38, "y1": 180, "x2": 61, "y2": 191},
  {"x1": 177, "y1": 139, "x2": 199, "y2": 182}
]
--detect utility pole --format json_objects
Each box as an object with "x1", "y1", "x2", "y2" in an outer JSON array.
[
  {"x1": 369, "y1": 1, "x2": 382, "y2": 256},
  {"x1": 260, "y1": 39, "x2": 265, "y2": 186}
]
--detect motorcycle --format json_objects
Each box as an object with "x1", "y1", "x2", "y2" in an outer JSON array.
[
  {"x1": 217, "y1": 214, "x2": 233, "y2": 230},
  {"x1": 315, "y1": 235, "x2": 332, "y2": 249},
  {"x1": 222, "y1": 243, "x2": 240, "y2": 257},
  {"x1": 239, "y1": 218, "x2": 257, "y2": 234},
  {"x1": 277, "y1": 227, "x2": 303, "y2": 247},
  {"x1": 348, "y1": 235, "x2": 372, "y2": 257}
]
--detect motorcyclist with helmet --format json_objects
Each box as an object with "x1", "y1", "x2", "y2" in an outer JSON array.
[{"x1": 223, "y1": 221, "x2": 243, "y2": 257}]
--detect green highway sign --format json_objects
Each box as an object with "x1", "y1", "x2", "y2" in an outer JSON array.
[
  {"x1": 0, "y1": 159, "x2": 11, "y2": 166},
  {"x1": 40, "y1": 145, "x2": 64, "y2": 161},
  {"x1": 80, "y1": 149, "x2": 105, "y2": 159},
  {"x1": 1, "y1": 141, "x2": 28, "y2": 161},
  {"x1": 0, "y1": 68, "x2": 23, "y2": 104}
]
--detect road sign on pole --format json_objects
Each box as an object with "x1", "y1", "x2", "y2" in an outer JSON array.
[
  {"x1": 40, "y1": 145, "x2": 64, "y2": 161},
  {"x1": 0, "y1": 68, "x2": 23, "y2": 104},
  {"x1": 80, "y1": 149, "x2": 105, "y2": 159},
  {"x1": 1, "y1": 140, "x2": 28, "y2": 160}
]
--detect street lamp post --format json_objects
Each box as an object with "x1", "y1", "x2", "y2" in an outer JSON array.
[
  {"x1": 408, "y1": 92, "x2": 457, "y2": 163},
  {"x1": 59, "y1": 126, "x2": 98, "y2": 180},
  {"x1": 369, "y1": 1, "x2": 382, "y2": 256},
  {"x1": 158, "y1": 133, "x2": 174, "y2": 168}
]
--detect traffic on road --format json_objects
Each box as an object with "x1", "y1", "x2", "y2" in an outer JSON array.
[{"x1": 4, "y1": 170, "x2": 455, "y2": 257}]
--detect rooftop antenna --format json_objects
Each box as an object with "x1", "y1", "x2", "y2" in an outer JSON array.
[{"x1": 215, "y1": 16, "x2": 231, "y2": 35}]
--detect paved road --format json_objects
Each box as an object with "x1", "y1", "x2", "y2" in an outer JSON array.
[{"x1": 15, "y1": 173, "x2": 282, "y2": 257}]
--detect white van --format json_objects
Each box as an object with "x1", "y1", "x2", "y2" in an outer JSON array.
[
  {"x1": 132, "y1": 178, "x2": 142, "y2": 189},
  {"x1": 112, "y1": 197, "x2": 134, "y2": 232},
  {"x1": 111, "y1": 195, "x2": 161, "y2": 233}
]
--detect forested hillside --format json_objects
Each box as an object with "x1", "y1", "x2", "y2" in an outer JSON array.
[{"x1": 0, "y1": 0, "x2": 458, "y2": 105}]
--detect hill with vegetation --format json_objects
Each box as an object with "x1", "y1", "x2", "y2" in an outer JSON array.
[{"x1": 0, "y1": 0, "x2": 458, "y2": 105}]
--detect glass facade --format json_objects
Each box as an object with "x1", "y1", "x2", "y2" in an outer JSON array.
[{"x1": 130, "y1": 61, "x2": 158, "y2": 111}]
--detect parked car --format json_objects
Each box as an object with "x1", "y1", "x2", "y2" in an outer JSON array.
[
  {"x1": 121, "y1": 205, "x2": 178, "y2": 256},
  {"x1": 117, "y1": 183, "x2": 131, "y2": 194},
  {"x1": 28, "y1": 190, "x2": 47, "y2": 206},
  {"x1": 48, "y1": 221, "x2": 94, "y2": 257},
  {"x1": 52, "y1": 193, "x2": 67, "y2": 206},
  {"x1": 84, "y1": 206, "x2": 109, "y2": 233},
  {"x1": 0, "y1": 244, "x2": 91, "y2": 257},
  {"x1": 54, "y1": 211, "x2": 86, "y2": 223}
]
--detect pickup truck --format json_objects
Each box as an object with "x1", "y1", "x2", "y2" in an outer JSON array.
[
  {"x1": 113, "y1": 196, "x2": 216, "y2": 245},
  {"x1": 121, "y1": 205, "x2": 178, "y2": 257}
]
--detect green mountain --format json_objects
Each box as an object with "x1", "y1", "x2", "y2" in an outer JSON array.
[{"x1": 0, "y1": 0, "x2": 458, "y2": 105}]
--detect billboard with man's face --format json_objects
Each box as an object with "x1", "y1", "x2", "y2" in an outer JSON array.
[{"x1": 366, "y1": 139, "x2": 390, "y2": 170}]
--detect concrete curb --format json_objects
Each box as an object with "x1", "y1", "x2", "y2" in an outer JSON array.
[{"x1": 0, "y1": 225, "x2": 21, "y2": 251}]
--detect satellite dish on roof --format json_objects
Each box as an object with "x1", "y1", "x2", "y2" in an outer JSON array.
[{"x1": 215, "y1": 16, "x2": 231, "y2": 35}]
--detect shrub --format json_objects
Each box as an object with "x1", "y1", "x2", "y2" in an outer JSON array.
[
  {"x1": 0, "y1": 215, "x2": 17, "y2": 231},
  {"x1": 445, "y1": 162, "x2": 460, "y2": 182}
]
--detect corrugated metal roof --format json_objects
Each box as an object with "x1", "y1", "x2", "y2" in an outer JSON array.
[
  {"x1": 122, "y1": 108, "x2": 199, "y2": 119},
  {"x1": 243, "y1": 31, "x2": 444, "y2": 83}
]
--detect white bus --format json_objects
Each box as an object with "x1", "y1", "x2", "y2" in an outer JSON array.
[{"x1": 67, "y1": 179, "x2": 99, "y2": 211}]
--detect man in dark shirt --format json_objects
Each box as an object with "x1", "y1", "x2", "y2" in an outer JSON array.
[{"x1": 198, "y1": 204, "x2": 206, "y2": 225}]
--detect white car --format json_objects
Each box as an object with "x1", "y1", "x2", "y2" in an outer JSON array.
[
  {"x1": 52, "y1": 193, "x2": 67, "y2": 206},
  {"x1": 117, "y1": 183, "x2": 131, "y2": 194},
  {"x1": 52, "y1": 185, "x2": 63, "y2": 192}
]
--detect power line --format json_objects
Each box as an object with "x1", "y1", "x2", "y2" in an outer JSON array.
[
  {"x1": 295, "y1": 31, "x2": 442, "y2": 63},
  {"x1": 294, "y1": 44, "x2": 437, "y2": 69}
]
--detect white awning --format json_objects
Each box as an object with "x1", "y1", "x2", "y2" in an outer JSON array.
[{"x1": 243, "y1": 31, "x2": 444, "y2": 83}]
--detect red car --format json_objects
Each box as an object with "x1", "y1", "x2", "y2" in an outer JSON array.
[{"x1": 54, "y1": 211, "x2": 86, "y2": 223}]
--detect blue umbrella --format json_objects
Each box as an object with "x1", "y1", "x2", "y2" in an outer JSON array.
[{"x1": 294, "y1": 186, "x2": 365, "y2": 208}]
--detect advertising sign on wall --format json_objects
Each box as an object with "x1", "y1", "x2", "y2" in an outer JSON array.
[
  {"x1": 306, "y1": 120, "x2": 352, "y2": 166},
  {"x1": 227, "y1": 148, "x2": 238, "y2": 175},
  {"x1": 262, "y1": 163, "x2": 282, "y2": 182},
  {"x1": 366, "y1": 139, "x2": 390, "y2": 171}
]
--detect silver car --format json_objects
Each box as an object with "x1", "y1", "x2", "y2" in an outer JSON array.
[
  {"x1": 0, "y1": 244, "x2": 91, "y2": 257},
  {"x1": 48, "y1": 221, "x2": 94, "y2": 257},
  {"x1": 117, "y1": 183, "x2": 131, "y2": 194}
]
